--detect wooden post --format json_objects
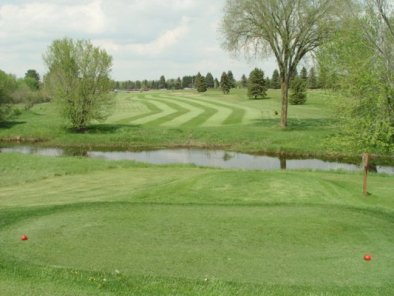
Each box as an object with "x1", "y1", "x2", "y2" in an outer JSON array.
[
  {"x1": 362, "y1": 153, "x2": 369, "y2": 196},
  {"x1": 279, "y1": 155, "x2": 287, "y2": 170}
]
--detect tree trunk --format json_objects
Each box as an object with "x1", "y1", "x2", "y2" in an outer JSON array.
[{"x1": 280, "y1": 78, "x2": 289, "y2": 128}]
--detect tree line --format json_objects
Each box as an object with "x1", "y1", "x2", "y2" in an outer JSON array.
[
  {"x1": 0, "y1": 69, "x2": 48, "y2": 122},
  {"x1": 112, "y1": 66, "x2": 320, "y2": 92},
  {"x1": 112, "y1": 71, "x2": 233, "y2": 91}
]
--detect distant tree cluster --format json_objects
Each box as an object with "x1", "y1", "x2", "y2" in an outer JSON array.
[
  {"x1": 263, "y1": 67, "x2": 320, "y2": 90},
  {"x1": 0, "y1": 68, "x2": 48, "y2": 122},
  {"x1": 113, "y1": 71, "x2": 237, "y2": 93}
]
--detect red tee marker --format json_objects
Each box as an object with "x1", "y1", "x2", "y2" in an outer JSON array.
[
  {"x1": 21, "y1": 234, "x2": 28, "y2": 241},
  {"x1": 363, "y1": 254, "x2": 371, "y2": 261}
]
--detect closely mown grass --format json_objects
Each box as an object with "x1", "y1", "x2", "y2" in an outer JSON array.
[
  {"x1": 0, "y1": 89, "x2": 350, "y2": 157},
  {"x1": 0, "y1": 153, "x2": 393, "y2": 295}
]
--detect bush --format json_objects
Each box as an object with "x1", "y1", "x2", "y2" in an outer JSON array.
[{"x1": 290, "y1": 77, "x2": 307, "y2": 105}]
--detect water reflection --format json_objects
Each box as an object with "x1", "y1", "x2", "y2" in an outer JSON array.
[{"x1": 1, "y1": 146, "x2": 394, "y2": 175}]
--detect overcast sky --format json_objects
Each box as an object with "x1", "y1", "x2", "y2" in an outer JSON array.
[{"x1": 0, "y1": 0, "x2": 277, "y2": 81}]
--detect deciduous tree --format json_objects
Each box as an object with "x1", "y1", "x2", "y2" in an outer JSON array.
[
  {"x1": 221, "y1": 0, "x2": 340, "y2": 127},
  {"x1": 0, "y1": 70, "x2": 17, "y2": 122},
  {"x1": 43, "y1": 38, "x2": 113, "y2": 131},
  {"x1": 24, "y1": 69, "x2": 40, "y2": 90},
  {"x1": 318, "y1": 0, "x2": 394, "y2": 151}
]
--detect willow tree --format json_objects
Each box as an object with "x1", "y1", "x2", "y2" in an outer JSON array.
[
  {"x1": 221, "y1": 0, "x2": 340, "y2": 127},
  {"x1": 44, "y1": 38, "x2": 113, "y2": 131}
]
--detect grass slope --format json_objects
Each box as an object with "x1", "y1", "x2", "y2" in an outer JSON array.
[{"x1": 0, "y1": 153, "x2": 393, "y2": 295}]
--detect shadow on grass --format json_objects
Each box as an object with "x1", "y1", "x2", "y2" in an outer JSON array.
[
  {"x1": 65, "y1": 123, "x2": 141, "y2": 134},
  {"x1": 0, "y1": 121, "x2": 26, "y2": 129},
  {"x1": 251, "y1": 118, "x2": 339, "y2": 130}
]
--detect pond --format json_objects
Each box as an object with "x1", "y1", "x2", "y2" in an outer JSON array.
[{"x1": 1, "y1": 146, "x2": 394, "y2": 175}]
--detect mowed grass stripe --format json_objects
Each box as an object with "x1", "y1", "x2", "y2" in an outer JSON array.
[
  {"x1": 114, "y1": 99, "x2": 162, "y2": 124},
  {"x1": 153, "y1": 94, "x2": 217, "y2": 127},
  {"x1": 143, "y1": 98, "x2": 190, "y2": 126},
  {"x1": 156, "y1": 94, "x2": 232, "y2": 127},
  {"x1": 111, "y1": 92, "x2": 260, "y2": 127},
  {"x1": 179, "y1": 94, "x2": 247, "y2": 125},
  {"x1": 130, "y1": 95, "x2": 178, "y2": 125},
  {"x1": 153, "y1": 96, "x2": 206, "y2": 127},
  {"x1": 182, "y1": 94, "x2": 261, "y2": 124},
  {"x1": 107, "y1": 93, "x2": 148, "y2": 123}
]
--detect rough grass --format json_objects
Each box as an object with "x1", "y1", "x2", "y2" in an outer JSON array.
[{"x1": 0, "y1": 153, "x2": 393, "y2": 295}]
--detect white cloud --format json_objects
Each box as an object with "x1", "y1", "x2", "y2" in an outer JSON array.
[
  {"x1": 0, "y1": 0, "x2": 277, "y2": 81},
  {"x1": 0, "y1": 1, "x2": 108, "y2": 40},
  {"x1": 126, "y1": 19, "x2": 189, "y2": 56}
]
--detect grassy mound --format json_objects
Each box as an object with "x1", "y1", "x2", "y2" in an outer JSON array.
[{"x1": 2, "y1": 203, "x2": 393, "y2": 286}]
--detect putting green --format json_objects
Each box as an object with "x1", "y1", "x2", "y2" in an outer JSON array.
[{"x1": 1, "y1": 203, "x2": 393, "y2": 286}]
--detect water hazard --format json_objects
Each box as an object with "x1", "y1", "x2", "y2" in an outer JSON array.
[{"x1": 1, "y1": 146, "x2": 394, "y2": 175}]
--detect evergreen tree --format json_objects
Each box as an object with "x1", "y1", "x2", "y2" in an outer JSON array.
[
  {"x1": 308, "y1": 67, "x2": 318, "y2": 89},
  {"x1": 220, "y1": 72, "x2": 231, "y2": 94},
  {"x1": 300, "y1": 67, "x2": 308, "y2": 81},
  {"x1": 135, "y1": 80, "x2": 141, "y2": 89},
  {"x1": 166, "y1": 79, "x2": 175, "y2": 90},
  {"x1": 265, "y1": 77, "x2": 271, "y2": 89},
  {"x1": 182, "y1": 76, "x2": 193, "y2": 88},
  {"x1": 227, "y1": 70, "x2": 236, "y2": 88},
  {"x1": 214, "y1": 78, "x2": 220, "y2": 88},
  {"x1": 241, "y1": 74, "x2": 248, "y2": 88},
  {"x1": 194, "y1": 72, "x2": 201, "y2": 90},
  {"x1": 175, "y1": 77, "x2": 182, "y2": 90},
  {"x1": 247, "y1": 68, "x2": 267, "y2": 99},
  {"x1": 290, "y1": 77, "x2": 307, "y2": 105},
  {"x1": 142, "y1": 80, "x2": 148, "y2": 90},
  {"x1": 205, "y1": 72, "x2": 214, "y2": 88},
  {"x1": 271, "y1": 69, "x2": 280, "y2": 89},
  {"x1": 195, "y1": 72, "x2": 207, "y2": 92},
  {"x1": 159, "y1": 75, "x2": 166, "y2": 89}
]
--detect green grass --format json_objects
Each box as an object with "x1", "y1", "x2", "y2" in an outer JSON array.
[
  {"x1": 0, "y1": 153, "x2": 393, "y2": 295},
  {"x1": 0, "y1": 89, "x2": 350, "y2": 157}
]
